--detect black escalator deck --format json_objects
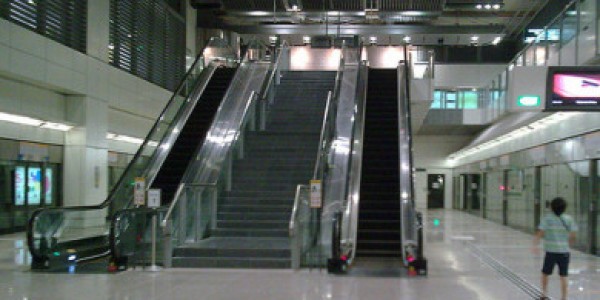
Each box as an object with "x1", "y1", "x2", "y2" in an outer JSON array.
[
  {"x1": 356, "y1": 69, "x2": 401, "y2": 258},
  {"x1": 152, "y1": 67, "x2": 236, "y2": 203}
]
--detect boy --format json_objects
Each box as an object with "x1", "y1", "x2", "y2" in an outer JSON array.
[{"x1": 533, "y1": 197, "x2": 577, "y2": 300}]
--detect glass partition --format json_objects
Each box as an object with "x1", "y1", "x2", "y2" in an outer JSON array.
[
  {"x1": 561, "y1": 3, "x2": 578, "y2": 47},
  {"x1": 485, "y1": 171, "x2": 504, "y2": 224},
  {"x1": 28, "y1": 39, "x2": 227, "y2": 268}
]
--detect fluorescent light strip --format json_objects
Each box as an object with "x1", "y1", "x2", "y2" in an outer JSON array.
[
  {"x1": 106, "y1": 132, "x2": 159, "y2": 147},
  {"x1": 0, "y1": 112, "x2": 73, "y2": 131},
  {"x1": 448, "y1": 112, "x2": 581, "y2": 161}
]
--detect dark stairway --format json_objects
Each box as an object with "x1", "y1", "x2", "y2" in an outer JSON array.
[
  {"x1": 172, "y1": 71, "x2": 336, "y2": 268},
  {"x1": 356, "y1": 69, "x2": 401, "y2": 258},
  {"x1": 152, "y1": 67, "x2": 237, "y2": 203}
]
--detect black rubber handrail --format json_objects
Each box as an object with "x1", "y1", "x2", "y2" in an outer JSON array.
[{"x1": 26, "y1": 40, "x2": 219, "y2": 263}]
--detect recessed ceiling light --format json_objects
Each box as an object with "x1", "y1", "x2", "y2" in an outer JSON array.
[
  {"x1": 492, "y1": 4, "x2": 501, "y2": 9},
  {"x1": 475, "y1": 4, "x2": 482, "y2": 9},
  {"x1": 484, "y1": 4, "x2": 492, "y2": 9}
]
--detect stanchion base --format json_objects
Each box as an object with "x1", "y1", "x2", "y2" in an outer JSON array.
[{"x1": 145, "y1": 265, "x2": 162, "y2": 272}]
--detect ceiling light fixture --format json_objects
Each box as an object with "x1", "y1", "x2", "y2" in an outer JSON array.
[
  {"x1": 303, "y1": 36, "x2": 311, "y2": 44},
  {"x1": 492, "y1": 4, "x2": 501, "y2": 9},
  {"x1": 403, "y1": 36, "x2": 411, "y2": 43},
  {"x1": 0, "y1": 112, "x2": 74, "y2": 131},
  {"x1": 484, "y1": 4, "x2": 492, "y2": 9},
  {"x1": 471, "y1": 36, "x2": 480, "y2": 41},
  {"x1": 492, "y1": 36, "x2": 502, "y2": 45},
  {"x1": 476, "y1": 4, "x2": 482, "y2": 9}
]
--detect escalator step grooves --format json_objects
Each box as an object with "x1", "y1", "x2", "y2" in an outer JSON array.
[
  {"x1": 151, "y1": 67, "x2": 237, "y2": 203},
  {"x1": 356, "y1": 69, "x2": 402, "y2": 258}
]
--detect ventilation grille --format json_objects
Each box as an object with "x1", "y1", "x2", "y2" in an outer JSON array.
[
  {"x1": 109, "y1": 0, "x2": 186, "y2": 91},
  {"x1": 0, "y1": 0, "x2": 87, "y2": 53}
]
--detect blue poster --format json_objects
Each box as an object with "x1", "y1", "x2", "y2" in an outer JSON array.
[
  {"x1": 28, "y1": 167, "x2": 41, "y2": 205},
  {"x1": 14, "y1": 167, "x2": 25, "y2": 206}
]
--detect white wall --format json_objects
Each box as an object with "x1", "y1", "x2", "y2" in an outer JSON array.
[
  {"x1": 434, "y1": 64, "x2": 507, "y2": 88},
  {"x1": 414, "y1": 135, "x2": 472, "y2": 169},
  {"x1": 0, "y1": 17, "x2": 171, "y2": 151},
  {"x1": 452, "y1": 112, "x2": 600, "y2": 166},
  {"x1": 289, "y1": 47, "x2": 341, "y2": 70},
  {"x1": 413, "y1": 135, "x2": 470, "y2": 209},
  {"x1": 414, "y1": 169, "x2": 455, "y2": 210}
]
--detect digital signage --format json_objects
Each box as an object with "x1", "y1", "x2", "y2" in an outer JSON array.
[
  {"x1": 546, "y1": 67, "x2": 600, "y2": 111},
  {"x1": 28, "y1": 167, "x2": 41, "y2": 205},
  {"x1": 14, "y1": 167, "x2": 25, "y2": 206}
]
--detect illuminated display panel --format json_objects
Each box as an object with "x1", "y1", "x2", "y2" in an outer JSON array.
[
  {"x1": 14, "y1": 167, "x2": 25, "y2": 206},
  {"x1": 546, "y1": 67, "x2": 600, "y2": 111}
]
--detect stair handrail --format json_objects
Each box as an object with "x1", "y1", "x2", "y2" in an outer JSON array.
[
  {"x1": 260, "y1": 40, "x2": 289, "y2": 101},
  {"x1": 289, "y1": 43, "x2": 348, "y2": 269}
]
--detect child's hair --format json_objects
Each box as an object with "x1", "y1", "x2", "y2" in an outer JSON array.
[{"x1": 551, "y1": 197, "x2": 567, "y2": 216}]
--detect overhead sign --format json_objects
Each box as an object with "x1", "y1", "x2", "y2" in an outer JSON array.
[
  {"x1": 517, "y1": 95, "x2": 541, "y2": 107},
  {"x1": 310, "y1": 180, "x2": 322, "y2": 208},
  {"x1": 134, "y1": 177, "x2": 146, "y2": 206},
  {"x1": 147, "y1": 189, "x2": 161, "y2": 208}
]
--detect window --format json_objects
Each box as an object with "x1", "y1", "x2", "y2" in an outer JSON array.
[
  {"x1": 0, "y1": 0, "x2": 87, "y2": 53},
  {"x1": 109, "y1": 0, "x2": 186, "y2": 91},
  {"x1": 431, "y1": 89, "x2": 480, "y2": 110}
]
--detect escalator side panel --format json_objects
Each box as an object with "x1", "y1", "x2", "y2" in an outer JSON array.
[{"x1": 152, "y1": 68, "x2": 237, "y2": 203}]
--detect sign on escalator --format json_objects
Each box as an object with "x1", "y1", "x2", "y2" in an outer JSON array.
[{"x1": 310, "y1": 180, "x2": 322, "y2": 208}]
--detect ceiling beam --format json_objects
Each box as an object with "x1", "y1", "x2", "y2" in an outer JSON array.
[{"x1": 223, "y1": 23, "x2": 505, "y2": 35}]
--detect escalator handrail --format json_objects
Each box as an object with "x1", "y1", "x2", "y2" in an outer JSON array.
[
  {"x1": 160, "y1": 91, "x2": 259, "y2": 228},
  {"x1": 313, "y1": 91, "x2": 333, "y2": 179},
  {"x1": 342, "y1": 60, "x2": 368, "y2": 265},
  {"x1": 26, "y1": 41, "x2": 220, "y2": 262},
  {"x1": 331, "y1": 44, "x2": 366, "y2": 265},
  {"x1": 161, "y1": 39, "x2": 284, "y2": 229}
]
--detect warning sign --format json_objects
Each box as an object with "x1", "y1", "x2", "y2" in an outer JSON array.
[{"x1": 310, "y1": 180, "x2": 322, "y2": 208}]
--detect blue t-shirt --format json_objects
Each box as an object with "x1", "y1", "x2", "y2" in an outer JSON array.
[{"x1": 538, "y1": 214, "x2": 577, "y2": 253}]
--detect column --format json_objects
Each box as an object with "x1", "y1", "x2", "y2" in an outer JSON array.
[{"x1": 63, "y1": 96, "x2": 108, "y2": 227}]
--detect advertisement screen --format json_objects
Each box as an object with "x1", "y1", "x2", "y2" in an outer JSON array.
[
  {"x1": 14, "y1": 167, "x2": 25, "y2": 206},
  {"x1": 28, "y1": 167, "x2": 41, "y2": 205},
  {"x1": 45, "y1": 168, "x2": 52, "y2": 205},
  {"x1": 546, "y1": 67, "x2": 600, "y2": 111}
]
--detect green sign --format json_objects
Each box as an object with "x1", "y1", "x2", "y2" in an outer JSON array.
[{"x1": 517, "y1": 95, "x2": 541, "y2": 107}]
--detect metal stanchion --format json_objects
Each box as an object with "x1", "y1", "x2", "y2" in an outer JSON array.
[{"x1": 146, "y1": 210, "x2": 161, "y2": 272}]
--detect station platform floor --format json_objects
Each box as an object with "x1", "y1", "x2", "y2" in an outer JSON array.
[{"x1": 0, "y1": 210, "x2": 599, "y2": 300}]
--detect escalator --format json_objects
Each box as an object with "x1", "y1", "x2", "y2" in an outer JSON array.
[
  {"x1": 356, "y1": 69, "x2": 402, "y2": 259},
  {"x1": 152, "y1": 68, "x2": 236, "y2": 204},
  {"x1": 27, "y1": 41, "x2": 239, "y2": 272}
]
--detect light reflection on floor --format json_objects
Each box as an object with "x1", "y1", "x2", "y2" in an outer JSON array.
[{"x1": 0, "y1": 210, "x2": 597, "y2": 299}]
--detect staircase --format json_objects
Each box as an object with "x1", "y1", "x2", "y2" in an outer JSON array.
[
  {"x1": 356, "y1": 69, "x2": 402, "y2": 258},
  {"x1": 172, "y1": 71, "x2": 336, "y2": 268},
  {"x1": 152, "y1": 67, "x2": 237, "y2": 204}
]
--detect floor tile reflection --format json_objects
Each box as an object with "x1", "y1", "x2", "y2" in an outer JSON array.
[{"x1": 0, "y1": 210, "x2": 598, "y2": 299}]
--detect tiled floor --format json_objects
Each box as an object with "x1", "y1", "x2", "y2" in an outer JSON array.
[{"x1": 1, "y1": 210, "x2": 599, "y2": 299}]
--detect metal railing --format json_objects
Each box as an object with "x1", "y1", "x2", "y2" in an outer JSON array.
[
  {"x1": 27, "y1": 37, "x2": 232, "y2": 269},
  {"x1": 289, "y1": 43, "x2": 348, "y2": 269},
  {"x1": 159, "y1": 41, "x2": 286, "y2": 267}
]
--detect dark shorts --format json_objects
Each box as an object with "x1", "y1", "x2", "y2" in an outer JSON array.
[{"x1": 542, "y1": 252, "x2": 570, "y2": 277}]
